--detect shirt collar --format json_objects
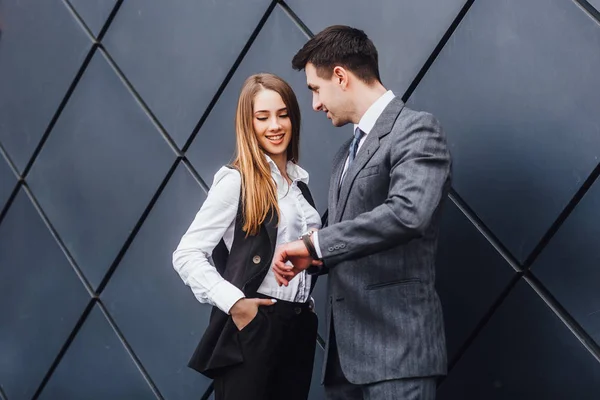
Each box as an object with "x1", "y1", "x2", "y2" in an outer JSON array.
[
  {"x1": 264, "y1": 154, "x2": 309, "y2": 185},
  {"x1": 354, "y1": 90, "x2": 395, "y2": 135}
]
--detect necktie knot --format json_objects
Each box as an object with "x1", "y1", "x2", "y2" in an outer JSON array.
[{"x1": 354, "y1": 126, "x2": 363, "y2": 140}]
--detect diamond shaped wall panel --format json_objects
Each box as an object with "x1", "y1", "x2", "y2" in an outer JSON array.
[
  {"x1": 102, "y1": 0, "x2": 271, "y2": 148},
  {"x1": 533, "y1": 177, "x2": 600, "y2": 345},
  {"x1": 0, "y1": 0, "x2": 92, "y2": 173},
  {"x1": 0, "y1": 154, "x2": 16, "y2": 213},
  {"x1": 186, "y1": 5, "x2": 347, "y2": 213},
  {"x1": 38, "y1": 305, "x2": 158, "y2": 400},
  {"x1": 102, "y1": 164, "x2": 211, "y2": 400},
  {"x1": 435, "y1": 198, "x2": 515, "y2": 361},
  {"x1": 2, "y1": 0, "x2": 600, "y2": 396},
  {"x1": 408, "y1": 0, "x2": 600, "y2": 262},
  {"x1": 438, "y1": 280, "x2": 600, "y2": 399},
  {"x1": 285, "y1": 0, "x2": 466, "y2": 97},
  {"x1": 68, "y1": 0, "x2": 117, "y2": 37},
  {"x1": 0, "y1": 189, "x2": 89, "y2": 400},
  {"x1": 27, "y1": 51, "x2": 176, "y2": 291}
]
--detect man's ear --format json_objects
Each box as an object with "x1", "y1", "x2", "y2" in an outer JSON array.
[{"x1": 333, "y1": 66, "x2": 349, "y2": 89}]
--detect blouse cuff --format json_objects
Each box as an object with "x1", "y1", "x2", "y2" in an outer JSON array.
[{"x1": 210, "y1": 280, "x2": 246, "y2": 314}]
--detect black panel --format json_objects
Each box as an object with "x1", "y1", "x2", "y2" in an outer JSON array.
[
  {"x1": 439, "y1": 280, "x2": 600, "y2": 399},
  {"x1": 0, "y1": 189, "x2": 89, "y2": 399},
  {"x1": 186, "y1": 5, "x2": 347, "y2": 213},
  {"x1": 435, "y1": 198, "x2": 515, "y2": 361},
  {"x1": 0, "y1": 0, "x2": 91, "y2": 173},
  {"x1": 533, "y1": 177, "x2": 600, "y2": 345},
  {"x1": 102, "y1": 164, "x2": 212, "y2": 400},
  {"x1": 408, "y1": 0, "x2": 600, "y2": 261},
  {"x1": 27, "y1": 51, "x2": 176, "y2": 291},
  {"x1": 0, "y1": 153, "x2": 16, "y2": 213},
  {"x1": 285, "y1": 0, "x2": 465, "y2": 97},
  {"x1": 308, "y1": 344, "x2": 326, "y2": 400},
  {"x1": 68, "y1": 0, "x2": 117, "y2": 36},
  {"x1": 102, "y1": 0, "x2": 271, "y2": 147},
  {"x1": 38, "y1": 305, "x2": 157, "y2": 400}
]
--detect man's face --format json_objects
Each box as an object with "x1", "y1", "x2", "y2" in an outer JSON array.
[{"x1": 305, "y1": 63, "x2": 352, "y2": 127}]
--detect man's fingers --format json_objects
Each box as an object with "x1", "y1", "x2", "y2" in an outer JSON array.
[
  {"x1": 273, "y1": 262, "x2": 293, "y2": 273},
  {"x1": 311, "y1": 259, "x2": 323, "y2": 266},
  {"x1": 279, "y1": 269, "x2": 296, "y2": 278},
  {"x1": 274, "y1": 259, "x2": 293, "y2": 271},
  {"x1": 273, "y1": 270, "x2": 291, "y2": 287},
  {"x1": 272, "y1": 267, "x2": 294, "y2": 280},
  {"x1": 273, "y1": 271, "x2": 286, "y2": 286}
]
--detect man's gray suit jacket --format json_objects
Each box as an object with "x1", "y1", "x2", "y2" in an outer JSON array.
[{"x1": 317, "y1": 97, "x2": 452, "y2": 385}]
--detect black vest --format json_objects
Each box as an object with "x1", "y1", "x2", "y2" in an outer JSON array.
[{"x1": 188, "y1": 171, "x2": 318, "y2": 377}]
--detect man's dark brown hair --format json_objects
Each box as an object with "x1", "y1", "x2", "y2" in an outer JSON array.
[{"x1": 292, "y1": 25, "x2": 381, "y2": 84}]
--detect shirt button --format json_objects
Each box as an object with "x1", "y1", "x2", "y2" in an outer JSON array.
[{"x1": 252, "y1": 255, "x2": 261, "y2": 264}]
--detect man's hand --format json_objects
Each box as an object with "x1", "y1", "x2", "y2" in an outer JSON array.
[
  {"x1": 272, "y1": 239, "x2": 322, "y2": 286},
  {"x1": 230, "y1": 298, "x2": 276, "y2": 331}
]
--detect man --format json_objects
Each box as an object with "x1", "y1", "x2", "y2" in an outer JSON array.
[{"x1": 272, "y1": 25, "x2": 451, "y2": 399}]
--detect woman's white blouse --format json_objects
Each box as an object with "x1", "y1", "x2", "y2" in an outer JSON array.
[{"x1": 172, "y1": 157, "x2": 322, "y2": 314}]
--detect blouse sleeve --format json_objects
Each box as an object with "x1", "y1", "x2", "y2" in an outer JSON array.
[{"x1": 172, "y1": 167, "x2": 245, "y2": 314}]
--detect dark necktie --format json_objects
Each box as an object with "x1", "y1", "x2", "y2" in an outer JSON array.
[
  {"x1": 340, "y1": 126, "x2": 365, "y2": 185},
  {"x1": 348, "y1": 126, "x2": 365, "y2": 166}
]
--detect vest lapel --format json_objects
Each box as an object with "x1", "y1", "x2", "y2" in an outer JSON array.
[{"x1": 264, "y1": 207, "x2": 278, "y2": 254}]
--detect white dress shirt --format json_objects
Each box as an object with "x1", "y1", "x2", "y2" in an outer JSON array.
[
  {"x1": 313, "y1": 90, "x2": 395, "y2": 258},
  {"x1": 172, "y1": 156, "x2": 322, "y2": 314}
]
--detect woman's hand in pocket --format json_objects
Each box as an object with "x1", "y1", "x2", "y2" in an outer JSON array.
[{"x1": 230, "y1": 298, "x2": 276, "y2": 331}]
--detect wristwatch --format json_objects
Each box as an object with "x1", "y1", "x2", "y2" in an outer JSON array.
[{"x1": 300, "y1": 230, "x2": 321, "y2": 261}]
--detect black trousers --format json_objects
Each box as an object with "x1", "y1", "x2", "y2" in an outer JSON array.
[{"x1": 213, "y1": 297, "x2": 318, "y2": 400}]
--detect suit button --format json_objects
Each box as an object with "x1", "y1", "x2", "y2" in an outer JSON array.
[
  {"x1": 294, "y1": 307, "x2": 302, "y2": 314},
  {"x1": 340, "y1": 244, "x2": 346, "y2": 248},
  {"x1": 328, "y1": 247, "x2": 334, "y2": 252},
  {"x1": 252, "y1": 255, "x2": 261, "y2": 264}
]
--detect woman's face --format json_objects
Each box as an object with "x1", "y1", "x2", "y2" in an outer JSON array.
[{"x1": 252, "y1": 89, "x2": 292, "y2": 160}]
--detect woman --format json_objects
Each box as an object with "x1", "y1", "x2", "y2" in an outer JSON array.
[{"x1": 172, "y1": 73, "x2": 320, "y2": 400}]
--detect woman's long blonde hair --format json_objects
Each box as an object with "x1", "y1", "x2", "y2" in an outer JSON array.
[{"x1": 232, "y1": 73, "x2": 301, "y2": 236}]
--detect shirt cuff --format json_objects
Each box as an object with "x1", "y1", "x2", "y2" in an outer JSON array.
[
  {"x1": 312, "y1": 231, "x2": 323, "y2": 259},
  {"x1": 209, "y1": 280, "x2": 246, "y2": 314}
]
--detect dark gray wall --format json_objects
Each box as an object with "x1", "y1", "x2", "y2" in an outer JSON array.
[{"x1": 1, "y1": 0, "x2": 599, "y2": 399}]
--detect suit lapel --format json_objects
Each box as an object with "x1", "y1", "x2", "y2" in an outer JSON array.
[
  {"x1": 329, "y1": 137, "x2": 352, "y2": 221},
  {"x1": 335, "y1": 98, "x2": 405, "y2": 223}
]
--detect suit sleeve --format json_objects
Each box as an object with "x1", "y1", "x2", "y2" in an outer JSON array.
[{"x1": 316, "y1": 111, "x2": 451, "y2": 266}]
